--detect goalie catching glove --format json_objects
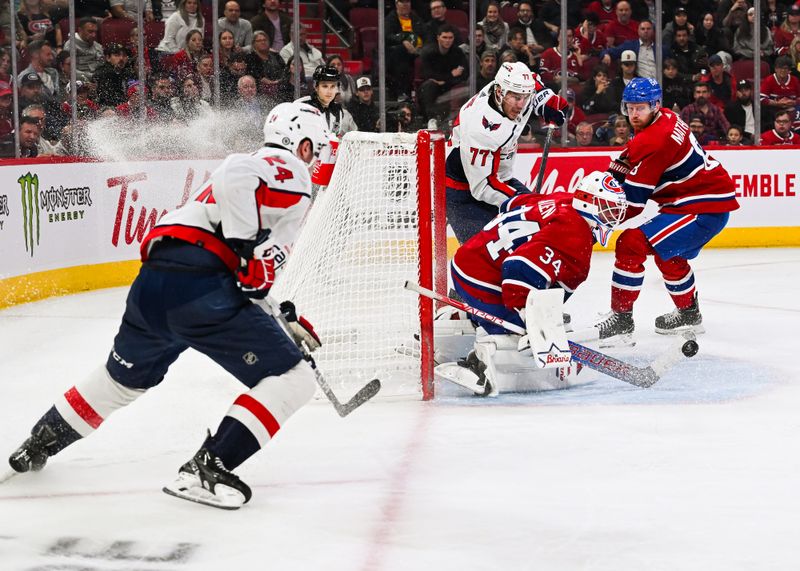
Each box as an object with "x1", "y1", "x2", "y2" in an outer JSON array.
[{"x1": 280, "y1": 300, "x2": 322, "y2": 352}]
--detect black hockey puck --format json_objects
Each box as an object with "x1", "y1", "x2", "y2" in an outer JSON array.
[{"x1": 681, "y1": 339, "x2": 699, "y2": 358}]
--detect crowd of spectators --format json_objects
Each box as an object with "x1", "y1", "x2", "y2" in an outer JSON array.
[{"x1": 1, "y1": 0, "x2": 800, "y2": 158}]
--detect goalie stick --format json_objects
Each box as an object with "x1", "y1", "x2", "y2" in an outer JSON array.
[
  {"x1": 254, "y1": 299, "x2": 381, "y2": 417},
  {"x1": 404, "y1": 281, "x2": 697, "y2": 388}
]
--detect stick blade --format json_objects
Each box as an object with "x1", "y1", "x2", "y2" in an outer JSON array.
[{"x1": 336, "y1": 379, "x2": 382, "y2": 417}]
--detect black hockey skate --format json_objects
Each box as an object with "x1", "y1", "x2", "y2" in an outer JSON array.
[
  {"x1": 594, "y1": 311, "x2": 635, "y2": 347},
  {"x1": 654, "y1": 295, "x2": 704, "y2": 335},
  {"x1": 455, "y1": 351, "x2": 494, "y2": 397},
  {"x1": 8, "y1": 424, "x2": 58, "y2": 473},
  {"x1": 163, "y1": 448, "x2": 252, "y2": 510}
]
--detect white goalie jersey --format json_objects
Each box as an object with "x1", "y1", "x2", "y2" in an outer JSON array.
[
  {"x1": 446, "y1": 77, "x2": 558, "y2": 206},
  {"x1": 141, "y1": 146, "x2": 312, "y2": 275}
]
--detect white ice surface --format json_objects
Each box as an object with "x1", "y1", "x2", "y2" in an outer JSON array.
[{"x1": 1, "y1": 248, "x2": 799, "y2": 571}]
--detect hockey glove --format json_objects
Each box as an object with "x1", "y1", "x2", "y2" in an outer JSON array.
[
  {"x1": 608, "y1": 157, "x2": 631, "y2": 183},
  {"x1": 280, "y1": 300, "x2": 322, "y2": 352},
  {"x1": 236, "y1": 257, "x2": 274, "y2": 299},
  {"x1": 542, "y1": 95, "x2": 568, "y2": 126}
]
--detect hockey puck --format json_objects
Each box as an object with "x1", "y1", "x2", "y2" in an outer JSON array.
[{"x1": 681, "y1": 339, "x2": 699, "y2": 358}]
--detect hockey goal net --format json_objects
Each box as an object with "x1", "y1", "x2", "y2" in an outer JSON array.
[{"x1": 272, "y1": 131, "x2": 447, "y2": 400}]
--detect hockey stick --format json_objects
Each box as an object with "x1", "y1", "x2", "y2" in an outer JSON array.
[
  {"x1": 404, "y1": 281, "x2": 697, "y2": 388},
  {"x1": 532, "y1": 123, "x2": 557, "y2": 194},
  {"x1": 255, "y1": 299, "x2": 381, "y2": 417}
]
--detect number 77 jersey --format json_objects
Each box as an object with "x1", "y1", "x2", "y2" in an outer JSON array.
[{"x1": 451, "y1": 192, "x2": 595, "y2": 310}]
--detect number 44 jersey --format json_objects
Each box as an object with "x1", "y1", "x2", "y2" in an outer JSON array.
[{"x1": 451, "y1": 192, "x2": 594, "y2": 310}]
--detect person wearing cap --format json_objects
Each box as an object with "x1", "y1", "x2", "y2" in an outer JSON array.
[
  {"x1": 116, "y1": 82, "x2": 159, "y2": 120},
  {"x1": 418, "y1": 24, "x2": 468, "y2": 125},
  {"x1": 610, "y1": 49, "x2": 640, "y2": 96},
  {"x1": 760, "y1": 108, "x2": 800, "y2": 144},
  {"x1": 732, "y1": 7, "x2": 774, "y2": 60},
  {"x1": 475, "y1": 49, "x2": 497, "y2": 91},
  {"x1": 601, "y1": 19, "x2": 666, "y2": 79},
  {"x1": 296, "y1": 64, "x2": 356, "y2": 137},
  {"x1": 724, "y1": 78, "x2": 758, "y2": 138},
  {"x1": 688, "y1": 113, "x2": 715, "y2": 145},
  {"x1": 663, "y1": 7, "x2": 695, "y2": 47},
  {"x1": 773, "y1": 4, "x2": 800, "y2": 57},
  {"x1": 706, "y1": 53, "x2": 737, "y2": 108},
  {"x1": 18, "y1": 72, "x2": 46, "y2": 110},
  {"x1": 94, "y1": 43, "x2": 135, "y2": 107},
  {"x1": 604, "y1": 0, "x2": 639, "y2": 46},
  {"x1": 63, "y1": 17, "x2": 104, "y2": 81},
  {"x1": 347, "y1": 76, "x2": 380, "y2": 132},
  {"x1": 17, "y1": 40, "x2": 59, "y2": 101},
  {"x1": 561, "y1": 87, "x2": 586, "y2": 134}
]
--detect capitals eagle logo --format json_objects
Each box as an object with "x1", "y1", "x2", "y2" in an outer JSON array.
[{"x1": 482, "y1": 116, "x2": 501, "y2": 131}]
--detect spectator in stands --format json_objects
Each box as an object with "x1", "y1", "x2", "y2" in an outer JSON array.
[
  {"x1": 18, "y1": 40, "x2": 58, "y2": 100},
  {"x1": 513, "y1": 1, "x2": 552, "y2": 58},
  {"x1": 275, "y1": 57, "x2": 310, "y2": 102},
  {"x1": 688, "y1": 113, "x2": 715, "y2": 145},
  {"x1": 233, "y1": 74, "x2": 265, "y2": 125},
  {"x1": 0, "y1": 49, "x2": 11, "y2": 88},
  {"x1": 459, "y1": 24, "x2": 488, "y2": 63},
  {"x1": 601, "y1": 19, "x2": 664, "y2": 79},
  {"x1": 347, "y1": 76, "x2": 379, "y2": 132},
  {"x1": 250, "y1": 0, "x2": 291, "y2": 52},
  {"x1": 760, "y1": 108, "x2": 800, "y2": 144},
  {"x1": 322, "y1": 55, "x2": 353, "y2": 106},
  {"x1": 220, "y1": 52, "x2": 249, "y2": 105},
  {"x1": 538, "y1": 0, "x2": 582, "y2": 34},
  {"x1": 63, "y1": 18, "x2": 104, "y2": 80},
  {"x1": 196, "y1": 52, "x2": 214, "y2": 101},
  {"x1": 573, "y1": 120, "x2": 597, "y2": 147},
  {"x1": 504, "y1": 27, "x2": 538, "y2": 70},
  {"x1": 773, "y1": 4, "x2": 800, "y2": 57},
  {"x1": 695, "y1": 12, "x2": 731, "y2": 58},
  {"x1": 157, "y1": 0, "x2": 204, "y2": 55},
  {"x1": 0, "y1": 86, "x2": 12, "y2": 140},
  {"x1": 219, "y1": 1, "x2": 253, "y2": 50},
  {"x1": 610, "y1": 49, "x2": 639, "y2": 95},
  {"x1": 605, "y1": 0, "x2": 639, "y2": 46},
  {"x1": 94, "y1": 43, "x2": 135, "y2": 107},
  {"x1": 148, "y1": 72, "x2": 176, "y2": 120},
  {"x1": 760, "y1": 56, "x2": 800, "y2": 119},
  {"x1": 720, "y1": 0, "x2": 749, "y2": 39},
  {"x1": 126, "y1": 27, "x2": 152, "y2": 75},
  {"x1": 585, "y1": 0, "x2": 616, "y2": 25},
  {"x1": 561, "y1": 87, "x2": 585, "y2": 133},
  {"x1": 608, "y1": 115, "x2": 631, "y2": 145},
  {"x1": 539, "y1": 27, "x2": 587, "y2": 85},
  {"x1": 385, "y1": 0, "x2": 425, "y2": 100},
  {"x1": 725, "y1": 124, "x2": 746, "y2": 145},
  {"x1": 246, "y1": 30, "x2": 285, "y2": 98},
  {"x1": 706, "y1": 53, "x2": 736, "y2": 108},
  {"x1": 110, "y1": 0, "x2": 154, "y2": 21},
  {"x1": 732, "y1": 7, "x2": 774, "y2": 60},
  {"x1": 163, "y1": 28, "x2": 204, "y2": 77},
  {"x1": 387, "y1": 100, "x2": 419, "y2": 132},
  {"x1": 670, "y1": 26, "x2": 708, "y2": 82},
  {"x1": 662, "y1": 57, "x2": 693, "y2": 111},
  {"x1": 218, "y1": 29, "x2": 242, "y2": 68},
  {"x1": 279, "y1": 26, "x2": 324, "y2": 80},
  {"x1": 478, "y1": 2, "x2": 508, "y2": 51},
  {"x1": 725, "y1": 78, "x2": 758, "y2": 140},
  {"x1": 681, "y1": 82, "x2": 730, "y2": 140},
  {"x1": 791, "y1": 36, "x2": 800, "y2": 78},
  {"x1": 475, "y1": 49, "x2": 496, "y2": 91},
  {"x1": 418, "y1": 23, "x2": 467, "y2": 124},
  {"x1": 17, "y1": 72, "x2": 46, "y2": 110},
  {"x1": 581, "y1": 64, "x2": 618, "y2": 115},
  {"x1": 19, "y1": 115, "x2": 43, "y2": 157},
  {"x1": 423, "y1": 0, "x2": 461, "y2": 45},
  {"x1": 60, "y1": 80, "x2": 98, "y2": 119},
  {"x1": 170, "y1": 73, "x2": 211, "y2": 121},
  {"x1": 116, "y1": 82, "x2": 158, "y2": 119},
  {"x1": 662, "y1": 7, "x2": 694, "y2": 46},
  {"x1": 762, "y1": 0, "x2": 789, "y2": 30},
  {"x1": 18, "y1": 0, "x2": 63, "y2": 49},
  {"x1": 75, "y1": 0, "x2": 112, "y2": 19},
  {"x1": 574, "y1": 12, "x2": 605, "y2": 57}
]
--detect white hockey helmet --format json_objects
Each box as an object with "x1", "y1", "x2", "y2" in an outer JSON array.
[
  {"x1": 263, "y1": 101, "x2": 332, "y2": 165},
  {"x1": 493, "y1": 62, "x2": 536, "y2": 107},
  {"x1": 572, "y1": 171, "x2": 628, "y2": 242}
]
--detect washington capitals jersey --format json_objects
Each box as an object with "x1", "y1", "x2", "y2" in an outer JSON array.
[
  {"x1": 622, "y1": 108, "x2": 739, "y2": 215},
  {"x1": 141, "y1": 146, "x2": 312, "y2": 275},
  {"x1": 451, "y1": 192, "x2": 593, "y2": 310},
  {"x1": 446, "y1": 76, "x2": 557, "y2": 207}
]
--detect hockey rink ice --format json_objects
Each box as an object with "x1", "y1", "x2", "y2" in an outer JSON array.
[{"x1": 1, "y1": 247, "x2": 798, "y2": 570}]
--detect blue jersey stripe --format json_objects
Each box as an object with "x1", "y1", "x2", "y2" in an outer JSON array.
[{"x1": 502, "y1": 257, "x2": 551, "y2": 291}]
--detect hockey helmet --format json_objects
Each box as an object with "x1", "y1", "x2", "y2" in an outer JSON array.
[
  {"x1": 263, "y1": 101, "x2": 333, "y2": 165},
  {"x1": 572, "y1": 171, "x2": 628, "y2": 244},
  {"x1": 493, "y1": 62, "x2": 535, "y2": 109},
  {"x1": 312, "y1": 64, "x2": 340, "y2": 86},
  {"x1": 621, "y1": 77, "x2": 662, "y2": 116}
]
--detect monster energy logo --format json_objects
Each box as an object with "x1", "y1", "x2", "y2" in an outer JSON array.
[{"x1": 19, "y1": 172, "x2": 40, "y2": 256}]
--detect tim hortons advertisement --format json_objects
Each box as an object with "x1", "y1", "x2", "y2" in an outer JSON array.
[{"x1": 0, "y1": 160, "x2": 221, "y2": 279}]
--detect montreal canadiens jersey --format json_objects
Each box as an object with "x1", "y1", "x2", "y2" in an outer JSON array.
[
  {"x1": 622, "y1": 108, "x2": 739, "y2": 215},
  {"x1": 451, "y1": 192, "x2": 593, "y2": 310},
  {"x1": 446, "y1": 76, "x2": 556, "y2": 207},
  {"x1": 141, "y1": 146, "x2": 312, "y2": 276}
]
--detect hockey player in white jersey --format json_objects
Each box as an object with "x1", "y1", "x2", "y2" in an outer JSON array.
[
  {"x1": 446, "y1": 61, "x2": 569, "y2": 243},
  {"x1": 7, "y1": 102, "x2": 332, "y2": 510}
]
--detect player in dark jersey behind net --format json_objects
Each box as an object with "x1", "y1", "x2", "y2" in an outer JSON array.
[
  {"x1": 592, "y1": 78, "x2": 739, "y2": 346},
  {"x1": 436, "y1": 171, "x2": 628, "y2": 396}
]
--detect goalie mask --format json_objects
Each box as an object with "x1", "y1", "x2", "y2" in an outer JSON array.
[
  {"x1": 263, "y1": 101, "x2": 332, "y2": 165},
  {"x1": 572, "y1": 171, "x2": 628, "y2": 246},
  {"x1": 493, "y1": 62, "x2": 535, "y2": 116}
]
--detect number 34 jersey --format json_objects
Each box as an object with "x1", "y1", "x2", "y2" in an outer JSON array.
[{"x1": 451, "y1": 192, "x2": 594, "y2": 310}]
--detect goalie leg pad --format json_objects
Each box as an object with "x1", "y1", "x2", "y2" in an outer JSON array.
[{"x1": 522, "y1": 289, "x2": 571, "y2": 369}]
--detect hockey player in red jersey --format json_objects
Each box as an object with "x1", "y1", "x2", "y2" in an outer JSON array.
[
  {"x1": 7, "y1": 102, "x2": 332, "y2": 510},
  {"x1": 438, "y1": 171, "x2": 628, "y2": 396},
  {"x1": 594, "y1": 78, "x2": 739, "y2": 345}
]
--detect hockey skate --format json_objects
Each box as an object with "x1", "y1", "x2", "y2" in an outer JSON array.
[
  {"x1": 8, "y1": 424, "x2": 58, "y2": 473},
  {"x1": 163, "y1": 448, "x2": 252, "y2": 510},
  {"x1": 593, "y1": 311, "x2": 635, "y2": 347},
  {"x1": 654, "y1": 295, "x2": 705, "y2": 335}
]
